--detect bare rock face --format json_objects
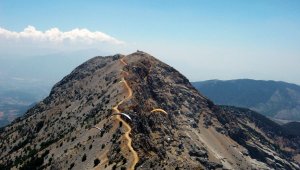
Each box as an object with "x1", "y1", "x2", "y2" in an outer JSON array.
[{"x1": 0, "y1": 51, "x2": 299, "y2": 170}]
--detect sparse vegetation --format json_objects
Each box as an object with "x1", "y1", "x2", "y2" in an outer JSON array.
[
  {"x1": 94, "y1": 158, "x2": 100, "y2": 167},
  {"x1": 82, "y1": 154, "x2": 87, "y2": 162},
  {"x1": 69, "y1": 162, "x2": 75, "y2": 169}
]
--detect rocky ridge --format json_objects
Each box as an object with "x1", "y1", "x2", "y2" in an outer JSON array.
[{"x1": 0, "y1": 51, "x2": 299, "y2": 170}]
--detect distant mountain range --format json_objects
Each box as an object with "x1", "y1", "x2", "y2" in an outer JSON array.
[{"x1": 192, "y1": 79, "x2": 300, "y2": 121}]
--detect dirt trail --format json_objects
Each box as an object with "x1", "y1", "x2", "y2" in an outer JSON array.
[
  {"x1": 150, "y1": 108, "x2": 168, "y2": 115},
  {"x1": 120, "y1": 57, "x2": 128, "y2": 66},
  {"x1": 111, "y1": 57, "x2": 139, "y2": 170},
  {"x1": 110, "y1": 57, "x2": 166, "y2": 169}
]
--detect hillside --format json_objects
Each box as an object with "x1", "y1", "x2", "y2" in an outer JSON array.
[
  {"x1": 192, "y1": 79, "x2": 300, "y2": 121},
  {"x1": 0, "y1": 52, "x2": 299, "y2": 169}
]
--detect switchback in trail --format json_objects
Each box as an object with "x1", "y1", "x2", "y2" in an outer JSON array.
[{"x1": 111, "y1": 57, "x2": 139, "y2": 170}]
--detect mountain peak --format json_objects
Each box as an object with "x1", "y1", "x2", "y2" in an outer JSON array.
[{"x1": 1, "y1": 52, "x2": 299, "y2": 169}]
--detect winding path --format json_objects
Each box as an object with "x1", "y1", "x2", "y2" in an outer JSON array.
[
  {"x1": 150, "y1": 108, "x2": 168, "y2": 115},
  {"x1": 111, "y1": 57, "x2": 168, "y2": 169},
  {"x1": 111, "y1": 57, "x2": 139, "y2": 170}
]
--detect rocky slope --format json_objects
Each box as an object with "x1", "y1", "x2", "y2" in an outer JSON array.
[
  {"x1": 192, "y1": 79, "x2": 300, "y2": 121},
  {"x1": 0, "y1": 51, "x2": 299, "y2": 170}
]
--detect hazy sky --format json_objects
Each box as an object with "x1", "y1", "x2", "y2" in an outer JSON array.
[{"x1": 1, "y1": 0, "x2": 300, "y2": 84}]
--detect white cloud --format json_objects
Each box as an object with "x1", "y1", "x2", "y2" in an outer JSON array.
[{"x1": 0, "y1": 25, "x2": 124, "y2": 45}]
